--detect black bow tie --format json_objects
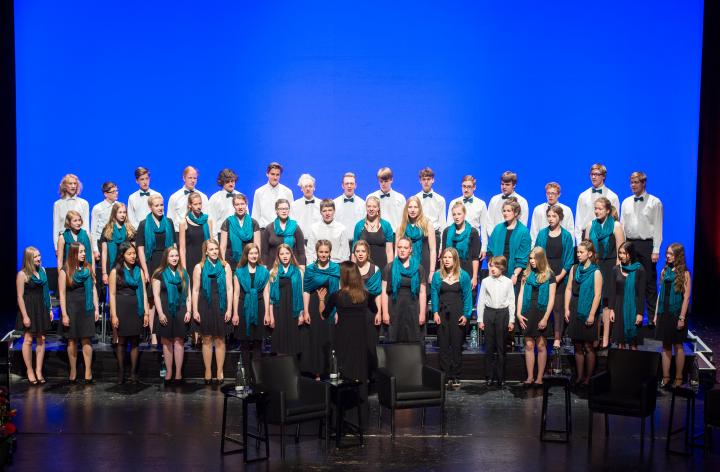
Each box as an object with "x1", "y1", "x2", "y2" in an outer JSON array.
[
  {"x1": 139, "y1": 191, "x2": 150, "y2": 197},
  {"x1": 634, "y1": 196, "x2": 644, "y2": 202},
  {"x1": 463, "y1": 197, "x2": 473, "y2": 203},
  {"x1": 184, "y1": 189, "x2": 193, "y2": 195},
  {"x1": 501, "y1": 194, "x2": 510, "y2": 200},
  {"x1": 592, "y1": 188, "x2": 603, "y2": 194},
  {"x1": 380, "y1": 193, "x2": 390, "y2": 199},
  {"x1": 226, "y1": 192, "x2": 234, "y2": 198},
  {"x1": 305, "y1": 199, "x2": 315, "y2": 205},
  {"x1": 344, "y1": 197, "x2": 354, "y2": 203},
  {"x1": 423, "y1": 193, "x2": 433, "y2": 199}
]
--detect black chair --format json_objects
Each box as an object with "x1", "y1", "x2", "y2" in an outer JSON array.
[
  {"x1": 376, "y1": 343, "x2": 445, "y2": 438},
  {"x1": 588, "y1": 349, "x2": 660, "y2": 447},
  {"x1": 251, "y1": 355, "x2": 329, "y2": 459}
]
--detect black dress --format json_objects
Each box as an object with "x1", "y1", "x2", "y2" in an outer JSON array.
[
  {"x1": 269, "y1": 277, "x2": 303, "y2": 357},
  {"x1": 183, "y1": 221, "x2": 206, "y2": 275},
  {"x1": 436, "y1": 281, "x2": 466, "y2": 378},
  {"x1": 521, "y1": 276, "x2": 555, "y2": 338},
  {"x1": 441, "y1": 226, "x2": 482, "y2": 278},
  {"x1": 153, "y1": 274, "x2": 189, "y2": 340},
  {"x1": 566, "y1": 266, "x2": 598, "y2": 342},
  {"x1": 383, "y1": 263, "x2": 427, "y2": 343},
  {"x1": 61, "y1": 280, "x2": 96, "y2": 339},
  {"x1": 114, "y1": 272, "x2": 144, "y2": 338},
  {"x1": 235, "y1": 272, "x2": 266, "y2": 341},
  {"x1": 262, "y1": 223, "x2": 307, "y2": 267},
  {"x1": 545, "y1": 233, "x2": 567, "y2": 331},
  {"x1": 302, "y1": 281, "x2": 333, "y2": 375},
  {"x1": 609, "y1": 265, "x2": 646, "y2": 344},
  {"x1": 655, "y1": 278, "x2": 688, "y2": 345},
  {"x1": 196, "y1": 274, "x2": 229, "y2": 337},
  {"x1": 136, "y1": 218, "x2": 175, "y2": 277},
  {"x1": 221, "y1": 216, "x2": 260, "y2": 267},
  {"x1": 16, "y1": 279, "x2": 52, "y2": 335},
  {"x1": 99, "y1": 232, "x2": 134, "y2": 275},
  {"x1": 595, "y1": 232, "x2": 617, "y2": 306},
  {"x1": 357, "y1": 226, "x2": 390, "y2": 269}
]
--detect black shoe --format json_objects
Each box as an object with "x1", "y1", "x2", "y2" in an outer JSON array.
[
  {"x1": 204, "y1": 378, "x2": 212, "y2": 385},
  {"x1": 497, "y1": 380, "x2": 505, "y2": 388},
  {"x1": 84, "y1": 377, "x2": 95, "y2": 385},
  {"x1": 486, "y1": 378, "x2": 496, "y2": 386},
  {"x1": 163, "y1": 378, "x2": 173, "y2": 387}
]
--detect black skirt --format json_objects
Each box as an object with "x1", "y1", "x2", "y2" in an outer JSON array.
[
  {"x1": 195, "y1": 277, "x2": 229, "y2": 337},
  {"x1": 16, "y1": 282, "x2": 52, "y2": 335},
  {"x1": 301, "y1": 289, "x2": 333, "y2": 375},
  {"x1": 269, "y1": 277, "x2": 303, "y2": 357},
  {"x1": 566, "y1": 278, "x2": 597, "y2": 343},
  {"x1": 522, "y1": 285, "x2": 551, "y2": 338},
  {"x1": 655, "y1": 280, "x2": 687, "y2": 345},
  {"x1": 154, "y1": 280, "x2": 189, "y2": 340},
  {"x1": 61, "y1": 283, "x2": 96, "y2": 339},
  {"x1": 115, "y1": 283, "x2": 144, "y2": 338}
]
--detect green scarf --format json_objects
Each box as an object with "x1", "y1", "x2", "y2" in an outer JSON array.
[
  {"x1": 304, "y1": 262, "x2": 341, "y2": 322},
  {"x1": 227, "y1": 214, "x2": 254, "y2": 264},
  {"x1": 236, "y1": 265, "x2": 270, "y2": 335},
  {"x1": 364, "y1": 267, "x2": 382, "y2": 296},
  {"x1": 487, "y1": 221, "x2": 531, "y2": 276},
  {"x1": 162, "y1": 267, "x2": 189, "y2": 316},
  {"x1": 63, "y1": 228, "x2": 93, "y2": 260},
  {"x1": 187, "y1": 212, "x2": 210, "y2": 241},
  {"x1": 446, "y1": 222, "x2": 472, "y2": 260},
  {"x1": 429, "y1": 270, "x2": 473, "y2": 318},
  {"x1": 621, "y1": 262, "x2": 642, "y2": 339},
  {"x1": 107, "y1": 224, "x2": 127, "y2": 268},
  {"x1": 123, "y1": 265, "x2": 145, "y2": 317},
  {"x1": 71, "y1": 266, "x2": 94, "y2": 312},
  {"x1": 30, "y1": 267, "x2": 51, "y2": 312},
  {"x1": 404, "y1": 223, "x2": 424, "y2": 264},
  {"x1": 353, "y1": 218, "x2": 395, "y2": 244},
  {"x1": 201, "y1": 259, "x2": 227, "y2": 312},
  {"x1": 589, "y1": 216, "x2": 615, "y2": 260},
  {"x1": 143, "y1": 215, "x2": 174, "y2": 261},
  {"x1": 270, "y1": 264, "x2": 304, "y2": 318},
  {"x1": 534, "y1": 226, "x2": 575, "y2": 272},
  {"x1": 390, "y1": 257, "x2": 420, "y2": 301},
  {"x1": 658, "y1": 268, "x2": 683, "y2": 314},
  {"x1": 521, "y1": 270, "x2": 551, "y2": 314},
  {"x1": 574, "y1": 263, "x2": 599, "y2": 322}
]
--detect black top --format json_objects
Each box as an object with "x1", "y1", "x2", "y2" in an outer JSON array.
[
  {"x1": 503, "y1": 228, "x2": 514, "y2": 261},
  {"x1": 545, "y1": 232, "x2": 564, "y2": 276},
  {"x1": 261, "y1": 222, "x2": 307, "y2": 267},
  {"x1": 135, "y1": 218, "x2": 175, "y2": 250},
  {"x1": 441, "y1": 225, "x2": 482, "y2": 276},
  {"x1": 382, "y1": 263, "x2": 427, "y2": 294}
]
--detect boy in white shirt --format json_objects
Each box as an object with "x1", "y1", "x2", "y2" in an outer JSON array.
[
  {"x1": 166, "y1": 166, "x2": 209, "y2": 232},
  {"x1": 306, "y1": 199, "x2": 349, "y2": 263},
  {"x1": 291, "y1": 173, "x2": 322, "y2": 241},
  {"x1": 207, "y1": 168, "x2": 240, "y2": 239},
  {"x1": 447, "y1": 175, "x2": 490, "y2": 260},
  {"x1": 251, "y1": 162, "x2": 294, "y2": 229},
  {"x1": 529, "y1": 182, "x2": 575, "y2": 244},
  {"x1": 574, "y1": 163, "x2": 620, "y2": 242},
  {"x1": 487, "y1": 171, "x2": 529, "y2": 233},
  {"x1": 333, "y1": 172, "x2": 365, "y2": 250},
  {"x1": 367, "y1": 167, "x2": 405, "y2": 231},
  {"x1": 127, "y1": 167, "x2": 160, "y2": 228}
]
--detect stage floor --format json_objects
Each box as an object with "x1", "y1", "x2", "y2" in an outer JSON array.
[{"x1": 7, "y1": 375, "x2": 719, "y2": 471}]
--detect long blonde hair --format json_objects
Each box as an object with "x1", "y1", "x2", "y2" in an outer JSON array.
[
  {"x1": 662, "y1": 242, "x2": 689, "y2": 294},
  {"x1": 102, "y1": 202, "x2": 136, "y2": 240},
  {"x1": 21, "y1": 246, "x2": 40, "y2": 279},
  {"x1": 270, "y1": 244, "x2": 301, "y2": 281},
  {"x1": 397, "y1": 196, "x2": 430, "y2": 238},
  {"x1": 199, "y1": 239, "x2": 226, "y2": 268},
  {"x1": 64, "y1": 210, "x2": 83, "y2": 230},
  {"x1": 439, "y1": 248, "x2": 461, "y2": 280},
  {"x1": 523, "y1": 247, "x2": 551, "y2": 283}
]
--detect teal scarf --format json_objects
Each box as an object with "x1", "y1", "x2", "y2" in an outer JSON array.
[
  {"x1": 201, "y1": 259, "x2": 227, "y2": 312},
  {"x1": 446, "y1": 222, "x2": 472, "y2": 260},
  {"x1": 236, "y1": 265, "x2": 270, "y2": 335},
  {"x1": 574, "y1": 263, "x2": 599, "y2": 322},
  {"x1": 304, "y1": 262, "x2": 341, "y2": 322},
  {"x1": 429, "y1": 270, "x2": 473, "y2": 318},
  {"x1": 162, "y1": 267, "x2": 189, "y2": 316},
  {"x1": 521, "y1": 270, "x2": 551, "y2": 314},
  {"x1": 123, "y1": 265, "x2": 145, "y2": 317},
  {"x1": 30, "y1": 267, "x2": 51, "y2": 312},
  {"x1": 487, "y1": 221, "x2": 531, "y2": 276},
  {"x1": 227, "y1": 214, "x2": 254, "y2": 263},
  {"x1": 364, "y1": 267, "x2": 382, "y2": 296},
  {"x1": 353, "y1": 218, "x2": 395, "y2": 244},
  {"x1": 107, "y1": 224, "x2": 127, "y2": 268},
  {"x1": 404, "y1": 223, "x2": 424, "y2": 264},
  {"x1": 535, "y1": 226, "x2": 575, "y2": 272},
  {"x1": 274, "y1": 218, "x2": 298, "y2": 249},
  {"x1": 621, "y1": 262, "x2": 642, "y2": 339},
  {"x1": 589, "y1": 217, "x2": 615, "y2": 260},
  {"x1": 390, "y1": 257, "x2": 420, "y2": 301},
  {"x1": 63, "y1": 228, "x2": 93, "y2": 260},
  {"x1": 658, "y1": 268, "x2": 683, "y2": 314},
  {"x1": 270, "y1": 264, "x2": 304, "y2": 318},
  {"x1": 187, "y1": 212, "x2": 210, "y2": 241},
  {"x1": 71, "y1": 267, "x2": 94, "y2": 312},
  {"x1": 144, "y1": 215, "x2": 174, "y2": 261}
]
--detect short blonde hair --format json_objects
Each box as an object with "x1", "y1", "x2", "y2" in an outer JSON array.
[
  {"x1": 545, "y1": 182, "x2": 561, "y2": 193},
  {"x1": 58, "y1": 174, "x2": 83, "y2": 198},
  {"x1": 590, "y1": 163, "x2": 607, "y2": 177},
  {"x1": 182, "y1": 166, "x2": 198, "y2": 177}
]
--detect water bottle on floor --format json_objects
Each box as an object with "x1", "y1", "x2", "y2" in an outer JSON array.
[
  {"x1": 330, "y1": 350, "x2": 339, "y2": 380},
  {"x1": 469, "y1": 325, "x2": 479, "y2": 351},
  {"x1": 235, "y1": 357, "x2": 247, "y2": 392}
]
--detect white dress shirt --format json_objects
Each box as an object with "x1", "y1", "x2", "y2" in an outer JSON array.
[
  {"x1": 53, "y1": 196, "x2": 90, "y2": 247},
  {"x1": 415, "y1": 190, "x2": 446, "y2": 232},
  {"x1": 90, "y1": 199, "x2": 115, "y2": 252},
  {"x1": 291, "y1": 196, "x2": 322, "y2": 238},
  {"x1": 251, "y1": 183, "x2": 294, "y2": 229},
  {"x1": 208, "y1": 189, "x2": 240, "y2": 238},
  {"x1": 529, "y1": 202, "x2": 575, "y2": 244},
  {"x1": 574, "y1": 185, "x2": 620, "y2": 242},
  {"x1": 446, "y1": 195, "x2": 491, "y2": 249},
  {"x1": 487, "y1": 192, "x2": 529, "y2": 235},
  {"x1": 621, "y1": 192, "x2": 663, "y2": 253},
  {"x1": 368, "y1": 189, "x2": 405, "y2": 231},
  {"x1": 166, "y1": 187, "x2": 209, "y2": 232},
  {"x1": 334, "y1": 194, "x2": 366, "y2": 242},
  {"x1": 127, "y1": 188, "x2": 160, "y2": 228},
  {"x1": 306, "y1": 219, "x2": 350, "y2": 263},
  {"x1": 476, "y1": 275, "x2": 516, "y2": 324}
]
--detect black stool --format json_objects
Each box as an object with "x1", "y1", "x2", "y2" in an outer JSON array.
[
  {"x1": 219, "y1": 385, "x2": 270, "y2": 463},
  {"x1": 705, "y1": 389, "x2": 720, "y2": 453},
  {"x1": 666, "y1": 386, "x2": 701, "y2": 455},
  {"x1": 540, "y1": 375, "x2": 572, "y2": 442}
]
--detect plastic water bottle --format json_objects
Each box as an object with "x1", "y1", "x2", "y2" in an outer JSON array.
[
  {"x1": 330, "y1": 350, "x2": 339, "y2": 380},
  {"x1": 469, "y1": 325, "x2": 479, "y2": 351},
  {"x1": 235, "y1": 358, "x2": 247, "y2": 392}
]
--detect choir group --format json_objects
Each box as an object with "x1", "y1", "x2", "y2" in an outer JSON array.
[{"x1": 16, "y1": 162, "x2": 692, "y2": 401}]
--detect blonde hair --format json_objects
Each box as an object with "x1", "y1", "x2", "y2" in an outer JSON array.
[
  {"x1": 397, "y1": 196, "x2": 431, "y2": 238},
  {"x1": 147, "y1": 194, "x2": 164, "y2": 208},
  {"x1": 269, "y1": 244, "x2": 301, "y2": 281},
  {"x1": 662, "y1": 243, "x2": 689, "y2": 294},
  {"x1": 594, "y1": 196, "x2": 618, "y2": 220},
  {"x1": 352, "y1": 239, "x2": 374, "y2": 264},
  {"x1": 185, "y1": 192, "x2": 203, "y2": 215},
  {"x1": 58, "y1": 174, "x2": 82, "y2": 197},
  {"x1": 21, "y1": 246, "x2": 40, "y2": 279},
  {"x1": 365, "y1": 196, "x2": 381, "y2": 219},
  {"x1": 199, "y1": 239, "x2": 226, "y2": 267},
  {"x1": 502, "y1": 198, "x2": 522, "y2": 217},
  {"x1": 590, "y1": 163, "x2": 607, "y2": 177},
  {"x1": 439, "y1": 248, "x2": 461, "y2": 280},
  {"x1": 64, "y1": 210, "x2": 83, "y2": 229},
  {"x1": 450, "y1": 201, "x2": 467, "y2": 215},
  {"x1": 523, "y1": 247, "x2": 551, "y2": 284},
  {"x1": 182, "y1": 166, "x2": 198, "y2": 178},
  {"x1": 102, "y1": 203, "x2": 136, "y2": 240},
  {"x1": 545, "y1": 182, "x2": 561, "y2": 193},
  {"x1": 376, "y1": 167, "x2": 393, "y2": 180}
]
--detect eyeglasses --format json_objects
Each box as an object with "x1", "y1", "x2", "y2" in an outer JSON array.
[
  {"x1": 106, "y1": 188, "x2": 119, "y2": 194},
  {"x1": 590, "y1": 172, "x2": 603, "y2": 177}
]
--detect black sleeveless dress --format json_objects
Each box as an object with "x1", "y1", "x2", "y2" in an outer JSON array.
[
  {"x1": 269, "y1": 277, "x2": 303, "y2": 357},
  {"x1": 234, "y1": 272, "x2": 267, "y2": 341},
  {"x1": 357, "y1": 226, "x2": 390, "y2": 269},
  {"x1": 16, "y1": 280, "x2": 52, "y2": 335},
  {"x1": 566, "y1": 267, "x2": 597, "y2": 342},
  {"x1": 184, "y1": 222, "x2": 206, "y2": 276},
  {"x1": 153, "y1": 274, "x2": 189, "y2": 340},
  {"x1": 114, "y1": 273, "x2": 144, "y2": 337},
  {"x1": 61, "y1": 280, "x2": 96, "y2": 339},
  {"x1": 195, "y1": 274, "x2": 228, "y2": 337},
  {"x1": 521, "y1": 277, "x2": 555, "y2": 338}
]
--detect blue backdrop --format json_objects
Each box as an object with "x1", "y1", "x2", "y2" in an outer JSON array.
[{"x1": 15, "y1": 0, "x2": 703, "y2": 269}]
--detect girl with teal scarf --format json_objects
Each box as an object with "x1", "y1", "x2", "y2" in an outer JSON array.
[
  {"x1": 517, "y1": 247, "x2": 557, "y2": 386},
  {"x1": 109, "y1": 242, "x2": 149, "y2": 384},
  {"x1": 654, "y1": 243, "x2": 692, "y2": 389},
  {"x1": 180, "y1": 193, "x2": 213, "y2": 280},
  {"x1": 608, "y1": 242, "x2": 646, "y2": 349},
  {"x1": 268, "y1": 244, "x2": 305, "y2": 358},
  {"x1": 353, "y1": 196, "x2": 395, "y2": 269},
  {"x1": 443, "y1": 202, "x2": 481, "y2": 289},
  {"x1": 382, "y1": 238, "x2": 427, "y2": 343},
  {"x1": 353, "y1": 240, "x2": 383, "y2": 325},
  {"x1": 302, "y1": 240, "x2": 341, "y2": 378},
  {"x1": 56, "y1": 210, "x2": 93, "y2": 270},
  {"x1": 101, "y1": 202, "x2": 135, "y2": 285},
  {"x1": 151, "y1": 247, "x2": 191, "y2": 385},
  {"x1": 192, "y1": 240, "x2": 232, "y2": 384},
  {"x1": 233, "y1": 244, "x2": 270, "y2": 339},
  {"x1": 564, "y1": 240, "x2": 602, "y2": 386},
  {"x1": 221, "y1": 194, "x2": 260, "y2": 267},
  {"x1": 264, "y1": 200, "x2": 308, "y2": 267},
  {"x1": 487, "y1": 201, "x2": 531, "y2": 283},
  {"x1": 397, "y1": 197, "x2": 436, "y2": 280}
]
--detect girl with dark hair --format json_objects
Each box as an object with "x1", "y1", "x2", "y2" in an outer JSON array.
[{"x1": 608, "y1": 241, "x2": 646, "y2": 349}]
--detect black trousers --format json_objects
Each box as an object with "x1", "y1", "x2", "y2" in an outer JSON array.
[
  {"x1": 628, "y1": 239, "x2": 657, "y2": 319},
  {"x1": 484, "y1": 307, "x2": 509, "y2": 381},
  {"x1": 437, "y1": 310, "x2": 466, "y2": 378}
]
